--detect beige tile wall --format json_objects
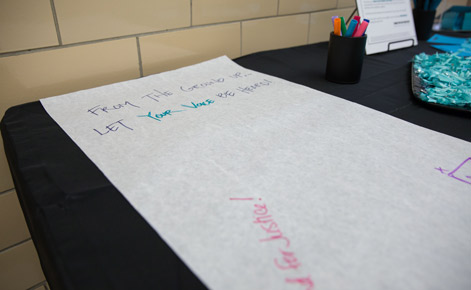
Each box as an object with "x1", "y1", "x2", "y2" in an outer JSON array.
[
  {"x1": 242, "y1": 14, "x2": 310, "y2": 55},
  {"x1": 0, "y1": 238, "x2": 45, "y2": 290},
  {"x1": 0, "y1": 0, "x2": 58, "y2": 53},
  {"x1": 0, "y1": 191, "x2": 48, "y2": 290},
  {"x1": 4, "y1": 0, "x2": 467, "y2": 288},
  {"x1": 279, "y1": 0, "x2": 336, "y2": 15},
  {"x1": 0, "y1": 191, "x2": 30, "y2": 250},
  {"x1": 54, "y1": 0, "x2": 191, "y2": 44},
  {"x1": 140, "y1": 23, "x2": 241, "y2": 75},
  {"x1": 192, "y1": 0, "x2": 278, "y2": 25}
]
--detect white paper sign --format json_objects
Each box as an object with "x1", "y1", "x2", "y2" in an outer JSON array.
[
  {"x1": 41, "y1": 56, "x2": 470, "y2": 290},
  {"x1": 356, "y1": 0, "x2": 418, "y2": 54}
]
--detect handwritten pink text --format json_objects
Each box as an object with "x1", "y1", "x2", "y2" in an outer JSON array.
[{"x1": 230, "y1": 197, "x2": 314, "y2": 290}]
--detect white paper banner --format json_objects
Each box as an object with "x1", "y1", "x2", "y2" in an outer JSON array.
[{"x1": 41, "y1": 56, "x2": 471, "y2": 290}]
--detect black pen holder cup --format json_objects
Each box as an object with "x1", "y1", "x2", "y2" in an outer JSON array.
[
  {"x1": 413, "y1": 9, "x2": 436, "y2": 41},
  {"x1": 325, "y1": 32, "x2": 367, "y2": 84}
]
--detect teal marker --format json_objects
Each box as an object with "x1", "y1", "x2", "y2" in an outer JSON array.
[{"x1": 345, "y1": 19, "x2": 358, "y2": 37}]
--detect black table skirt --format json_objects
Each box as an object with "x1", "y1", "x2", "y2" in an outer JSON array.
[{"x1": 2, "y1": 37, "x2": 470, "y2": 290}]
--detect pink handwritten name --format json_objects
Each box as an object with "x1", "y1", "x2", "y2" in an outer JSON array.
[{"x1": 231, "y1": 197, "x2": 314, "y2": 290}]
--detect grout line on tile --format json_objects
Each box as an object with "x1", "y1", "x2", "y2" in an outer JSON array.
[
  {"x1": 0, "y1": 8, "x2": 354, "y2": 59},
  {"x1": 190, "y1": 0, "x2": 193, "y2": 26},
  {"x1": 0, "y1": 22, "x2": 228, "y2": 58},
  {"x1": 277, "y1": 0, "x2": 280, "y2": 15},
  {"x1": 136, "y1": 37, "x2": 144, "y2": 78},
  {"x1": 240, "y1": 22, "x2": 243, "y2": 56},
  {"x1": 245, "y1": 9, "x2": 344, "y2": 22},
  {"x1": 49, "y1": 0, "x2": 63, "y2": 45},
  {"x1": 0, "y1": 188, "x2": 15, "y2": 196},
  {"x1": 307, "y1": 13, "x2": 312, "y2": 44},
  {"x1": 0, "y1": 238, "x2": 32, "y2": 254}
]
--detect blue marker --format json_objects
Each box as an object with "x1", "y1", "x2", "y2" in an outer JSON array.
[{"x1": 345, "y1": 19, "x2": 358, "y2": 37}]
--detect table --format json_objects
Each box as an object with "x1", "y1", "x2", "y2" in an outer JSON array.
[{"x1": 2, "y1": 36, "x2": 470, "y2": 290}]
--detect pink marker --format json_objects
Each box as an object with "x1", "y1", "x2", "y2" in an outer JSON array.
[
  {"x1": 352, "y1": 16, "x2": 361, "y2": 36},
  {"x1": 353, "y1": 19, "x2": 369, "y2": 37}
]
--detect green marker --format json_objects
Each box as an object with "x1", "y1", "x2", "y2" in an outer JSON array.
[{"x1": 340, "y1": 17, "x2": 347, "y2": 36}]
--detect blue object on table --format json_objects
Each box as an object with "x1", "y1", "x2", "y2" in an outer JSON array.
[
  {"x1": 430, "y1": 44, "x2": 471, "y2": 56},
  {"x1": 441, "y1": 6, "x2": 471, "y2": 31},
  {"x1": 427, "y1": 34, "x2": 469, "y2": 44},
  {"x1": 427, "y1": 34, "x2": 471, "y2": 56},
  {"x1": 412, "y1": 53, "x2": 471, "y2": 111},
  {"x1": 463, "y1": 12, "x2": 471, "y2": 31}
]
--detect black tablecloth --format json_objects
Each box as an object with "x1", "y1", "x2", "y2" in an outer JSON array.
[{"x1": 2, "y1": 37, "x2": 470, "y2": 290}]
